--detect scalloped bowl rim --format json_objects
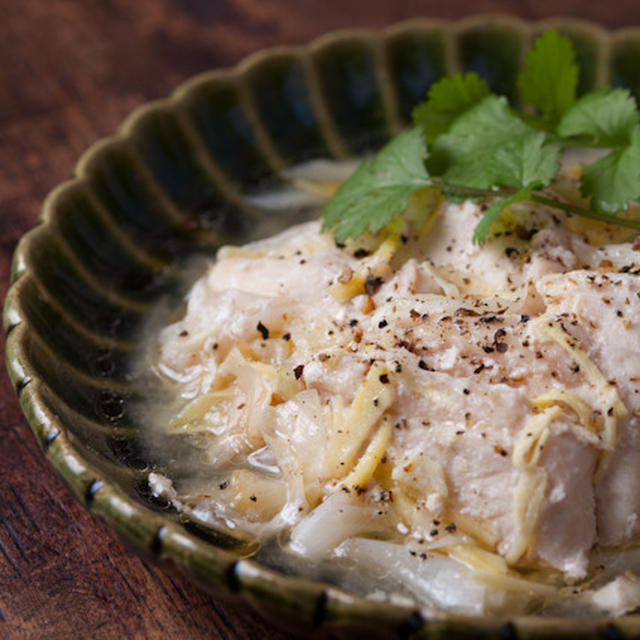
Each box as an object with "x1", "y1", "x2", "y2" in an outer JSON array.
[{"x1": 6, "y1": 14, "x2": 640, "y2": 638}]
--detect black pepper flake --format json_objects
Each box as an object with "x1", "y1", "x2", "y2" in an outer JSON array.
[
  {"x1": 520, "y1": 315, "x2": 530, "y2": 323},
  {"x1": 373, "y1": 398, "x2": 379, "y2": 407},
  {"x1": 218, "y1": 480, "x2": 229, "y2": 490},
  {"x1": 379, "y1": 373, "x2": 390, "y2": 384},
  {"x1": 179, "y1": 330, "x2": 189, "y2": 337},
  {"x1": 418, "y1": 360, "x2": 429, "y2": 371},
  {"x1": 249, "y1": 495, "x2": 257, "y2": 502},
  {"x1": 505, "y1": 247, "x2": 519, "y2": 258},
  {"x1": 395, "y1": 339, "x2": 416, "y2": 353},
  {"x1": 482, "y1": 345, "x2": 495, "y2": 353},
  {"x1": 293, "y1": 364, "x2": 304, "y2": 380},
  {"x1": 445, "y1": 523, "x2": 457, "y2": 533},
  {"x1": 349, "y1": 318, "x2": 359, "y2": 326},
  {"x1": 496, "y1": 342, "x2": 509, "y2": 353},
  {"x1": 456, "y1": 307, "x2": 479, "y2": 317},
  {"x1": 354, "y1": 485, "x2": 366, "y2": 495},
  {"x1": 378, "y1": 319, "x2": 388, "y2": 328},
  {"x1": 463, "y1": 388, "x2": 470, "y2": 395},
  {"x1": 516, "y1": 225, "x2": 536, "y2": 240},
  {"x1": 473, "y1": 364, "x2": 485, "y2": 374},
  {"x1": 364, "y1": 274, "x2": 384, "y2": 295},
  {"x1": 429, "y1": 529, "x2": 439, "y2": 536},
  {"x1": 257, "y1": 321, "x2": 270, "y2": 340},
  {"x1": 354, "y1": 248, "x2": 370, "y2": 259}
]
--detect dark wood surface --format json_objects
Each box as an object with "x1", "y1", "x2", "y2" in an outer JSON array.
[{"x1": 2, "y1": 1, "x2": 640, "y2": 638}]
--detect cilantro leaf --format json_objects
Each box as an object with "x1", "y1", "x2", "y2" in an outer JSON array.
[
  {"x1": 580, "y1": 126, "x2": 640, "y2": 213},
  {"x1": 517, "y1": 29, "x2": 578, "y2": 123},
  {"x1": 370, "y1": 125, "x2": 430, "y2": 184},
  {"x1": 473, "y1": 183, "x2": 538, "y2": 245},
  {"x1": 412, "y1": 72, "x2": 490, "y2": 143},
  {"x1": 432, "y1": 95, "x2": 560, "y2": 189},
  {"x1": 321, "y1": 128, "x2": 430, "y2": 242},
  {"x1": 489, "y1": 131, "x2": 560, "y2": 187},
  {"x1": 424, "y1": 72, "x2": 490, "y2": 112},
  {"x1": 557, "y1": 88, "x2": 639, "y2": 146}
]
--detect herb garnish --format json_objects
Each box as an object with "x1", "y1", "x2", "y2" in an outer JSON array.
[{"x1": 321, "y1": 29, "x2": 640, "y2": 245}]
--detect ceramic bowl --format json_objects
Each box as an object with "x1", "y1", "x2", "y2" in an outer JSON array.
[{"x1": 6, "y1": 15, "x2": 640, "y2": 639}]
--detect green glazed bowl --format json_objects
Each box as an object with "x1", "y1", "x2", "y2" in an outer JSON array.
[{"x1": 6, "y1": 15, "x2": 640, "y2": 639}]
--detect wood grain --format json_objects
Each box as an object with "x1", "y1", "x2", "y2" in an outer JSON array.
[{"x1": 1, "y1": 1, "x2": 640, "y2": 638}]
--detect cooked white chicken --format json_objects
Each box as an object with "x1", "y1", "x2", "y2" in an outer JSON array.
[{"x1": 152, "y1": 193, "x2": 640, "y2": 612}]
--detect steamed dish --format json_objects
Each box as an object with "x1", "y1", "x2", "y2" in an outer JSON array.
[
  {"x1": 148, "y1": 167, "x2": 640, "y2": 616},
  {"x1": 147, "y1": 28, "x2": 640, "y2": 617}
]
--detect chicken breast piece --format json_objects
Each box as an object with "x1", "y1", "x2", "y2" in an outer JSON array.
[{"x1": 155, "y1": 199, "x2": 640, "y2": 579}]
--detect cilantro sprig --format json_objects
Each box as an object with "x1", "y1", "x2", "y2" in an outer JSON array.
[{"x1": 321, "y1": 29, "x2": 640, "y2": 245}]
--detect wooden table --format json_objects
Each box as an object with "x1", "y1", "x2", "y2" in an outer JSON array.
[{"x1": 2, "y1": 2, "x2": 640, "y2": 637}]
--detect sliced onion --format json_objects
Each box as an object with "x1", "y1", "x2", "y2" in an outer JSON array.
[
  {"x1": 288, "y1": 492, "x2": 390, "y2": 562},
  {"x1": 335, "y1": 537, "x2": 498, "y2": 615}
]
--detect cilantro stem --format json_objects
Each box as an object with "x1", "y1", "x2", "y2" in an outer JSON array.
[
  {"x1": 431, "y1": 179, "x2": 640, "y2": 232},
  {"x1": 513, "y1": 115, "x2": 612, "y2": 148},
  {"x1": 430, "y1": 181, "x2": 640, "y2": 233},
  {"x1": 430, "y1": 179, "x2": 506, "y2": 198},
  {"x1": 529, "y1": 194, "x2": 640, "y2": 231},
  {"x1": 546, "y1": 135, "x2": 611, "y2": 149},
  {"x1": 513, "y1": 110, "x2": 554, "y2": 132}
]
